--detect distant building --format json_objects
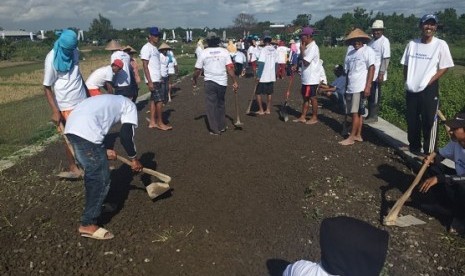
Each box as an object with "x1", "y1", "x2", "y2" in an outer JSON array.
[{"x1": 1, "y1": 30, "x2": 37, "y2": 41}]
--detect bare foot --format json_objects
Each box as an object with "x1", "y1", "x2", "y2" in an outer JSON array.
[
  {"x1": 255, "y1": 111, "x2": 265, "y2": 116},
  {"x1": 292, "y1": 118, "x2": 307, "y2": 123},
  {"x1": 79, "y1": 225, "x2": 99, "y2": 235},
  {"x1": 265, "y1": 110, "x2": 271, "y2": 115},
  {"x1": 305, "y1": 119, "x2": 318, "y2": 125},
  {"x1": 156, "y1": 124, "x2": 173, "y2": 131},
  {"x1": 148, "y1": 124, "x2": 158, "y2": 129},
  {"x1": 354, "y1": 136, "x2": 363, "y2": 142},
  {"x1": 339, "y1": 138, "x2": 355, "y2": 146}
]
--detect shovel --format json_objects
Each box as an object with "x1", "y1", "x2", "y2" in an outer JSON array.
[
  {"x1": 383, "y1": 152, "x2": 436, "y2": 226},
  {"x1": 116, "y1": 155, "x2": 171, "y2": 199},
  {"x1": 233, "y1": 89, "x2": 243, "y2": 128},
  {"x1": 279, "y1": 75, "x2": 294, "y2": 122}
]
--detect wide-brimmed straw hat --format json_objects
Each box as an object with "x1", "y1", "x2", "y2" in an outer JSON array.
[
  {"x1": 105, "y1": 40, "x2": 122, "y2": 51},
  {"x1": 345, "y1": 28, "x2": 371, "y2": 44},
  {"x1": 123, "y1": 45, "x2": 137, "y2": 54},
  {"x1": 158, "y1": 42, "x2": 172, "y2": 51}
]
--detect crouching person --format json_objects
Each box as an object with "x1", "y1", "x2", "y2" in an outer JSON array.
[
  {"x1": 419, "y1": 112, "x2": 465, "y2": 234},
  {"x1": 64, "y1": 94, "x2": 143, "y2": 240}
]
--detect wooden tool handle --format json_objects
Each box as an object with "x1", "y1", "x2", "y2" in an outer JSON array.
[{"x1": 116, "y1": 155, "x2": 171, "y2": 183}]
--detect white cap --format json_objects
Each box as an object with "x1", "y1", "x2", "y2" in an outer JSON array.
[{"x1": 371, "y1": 20, "x2": 384, "y2": 29}]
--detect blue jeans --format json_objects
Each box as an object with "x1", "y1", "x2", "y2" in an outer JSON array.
[{"x1": 67, "y1": 134, "x2": 110, "y2": 226}]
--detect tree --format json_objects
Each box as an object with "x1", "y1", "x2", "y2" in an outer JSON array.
[
  {"x1": 87, "y1": 14, "x2": 114, "y2": 42},
  {"x1": 292, "y1": 14, "x2": 312, "y2": 27},
  {"x1": 233, "y1": 13, "x2": 257, "y2": 30}
]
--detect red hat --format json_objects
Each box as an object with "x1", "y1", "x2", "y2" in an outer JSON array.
[{"x1": 111, "y1": 59, "x2": 124, "y2": 69}]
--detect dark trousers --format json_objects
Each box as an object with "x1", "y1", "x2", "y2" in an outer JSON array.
[
  {"x1": 367, "y1": 81, "x2": 380, "y2": 118},
  {"x1": 405, "y1": 81, "x2": 439, "y2": 153},
  {"x1": 204, "y1": 81, "x2": 226, "y2": 133}
]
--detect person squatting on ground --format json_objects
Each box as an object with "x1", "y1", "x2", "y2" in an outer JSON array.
[
  {"x1": 141, "y1": 26, "x2": 173, "y2": 131},
  {"x1": 64, "y1": 94, "x2": 143, "y2": 240},
  {"x1": 255, "y1": 33, "x2": 278, "y2": 115},
  {"x1": 283, "y1": 216, "x2": 389, "y2": 276},
  {"x1": 365, "y1": 19, "x2": 391, "y2": 124},
  {"x1": 158, "y1": 42, "x2": 172, "y2": 105},
  {"x1": 123, "y1": 45, "x2": 141, "y2": 102},
  {"x1": 401, "y1": 14, "x2": 454, "y2": 156},
  {"x1": 43, "y1": 29, "x2": 87, "y2": 180},
  {"x1": 293, "y1": 27, "x2": 321, "y2": 125},
  {"x1": 192, "y1": 32, "x2": 239, "y2": 135},
  {"x1": 419, "y1": 113, "x2": 465, "y2": 235},
  {"x1": 318, "y1": 64, "x2": 347, "y2": 113},
  {"x1": 105, "y1": 40, "x2": 136, "y2": 101},
  {"x1": 85, "y1": 59, "x2": 123, "y2": 96},
  {"x1": 339, "y1": 28, "x2": 375, "y2": 146}
]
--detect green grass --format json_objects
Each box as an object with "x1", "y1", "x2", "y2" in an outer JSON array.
[{"x1": 0, "y1": 62, "x2": 43, "y2": 77}]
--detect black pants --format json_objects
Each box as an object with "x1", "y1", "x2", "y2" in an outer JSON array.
[{"x1": 405, "y1": 81, "x2": 439, "y2": 154}]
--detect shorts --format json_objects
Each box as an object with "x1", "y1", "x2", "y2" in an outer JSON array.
[
  {"x1": 301, "y1": 84, "x2": 318, "y2": 100},
  {"x1": 345, "y1": 92, "x2": 366, "y2": 115},
  {"x1": 150, "y1": 82, "x2": 164, "y2": 102},
  {"x1": 256, "y1": 82, "x2": 274, "y2": 95},
  {"x1": 88, "y1": 88, "x2": 101, "y2": 97}
]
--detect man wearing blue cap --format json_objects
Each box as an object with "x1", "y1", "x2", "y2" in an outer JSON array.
[
  {"x1": 141, "y1": 27, "x2": 173, "y2": 130},
  {"x1": 401, "y1": 14, "x2": 454, "y2": 156},
  {"x1": 43, "y1": 29, "x2": 87, "y2": 179}
]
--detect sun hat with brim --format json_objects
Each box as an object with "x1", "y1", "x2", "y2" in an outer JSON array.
[
  {"x1": 345, "y1": 28, "x2": 371, "y2": 44},
  {"x1": 158, "y1": 43, "x2": 172, "y2": 51},
  {"x1": 123, "y1": 45, "x2": 137, "y2": 54},
  {"x1": 371, "y1": 20, "x2": 385, "y2": 29},
  {"x1": 445, "y1": 113, "x2": 465, "y2": 129},
  {"x1": 105, "y1": 40, "x2": 122, "y2": 51}
]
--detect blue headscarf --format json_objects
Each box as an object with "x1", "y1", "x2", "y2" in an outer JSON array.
[{"x1": 53, "y1": 29, "x2": 78, "y2": 72}]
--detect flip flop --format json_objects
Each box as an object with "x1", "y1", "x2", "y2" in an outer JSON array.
[
  {"x1": 80, "y1": 227, "x2": 114, "y2": 240},
  {"x1": 305, "y1": 120, "x2": 318, "y2": 125},
  {"x1": 292, "y1": 119, "x2": 306, "y2": 123},
  {"x1": 338, "y1": 139, "x2": 355, "y2": 146}
]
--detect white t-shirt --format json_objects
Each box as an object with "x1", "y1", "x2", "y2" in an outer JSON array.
[
  {"x1": 85, "y1": 65, "x2": 113, "y2": 89},
  {"x1": 43, "y1": 49, "x2": 87, "y2": 111},
  {"x1": 257, "y1": 45, "x2": 278, "y2": 83},
  {"x1": 276, "y1": 45, "x2": 289, "y2": 64},
  {"x1": 64, "y1": 94, "x2": 138, "y2": 144},
  {"x1": 195, "y1": 47, "x2": 233, "y2": 86},
  {"x1": 167, "y1": 51, "x2": 177, "y2": 75},
  {"x1": 140, "y1": 42, "x2": 162, "y2": 83},
  {"x1": 111, "y1": 50, "x2": 131, "y2": 87},
  {"x1": 283, "y1": 260, "x2": 335, "y2": 276},
  {"x1": 344, "y1": 44, "x2": 376, "y2": 94},
  {"x1": 301, "y1": 41, "x2": 320, "y2": 85},
  {"x1": 247, "y1": 45, "x2": 258, "y2": 62},
  {"x1": 234, "y1": 51, "x2": 247, "y2": 64},
  {"x1": 159, "y1": 53, "x2": 169, "y2": 78},
  {"x1": 368, "y1": 35, "x2": 391, "y2": 81},
  {"x1": 401, "y1": 37, "x2": 454, "y2": 93},
  {"x1": 439, "y1": 141, "x2": 465, "y2": 176}
]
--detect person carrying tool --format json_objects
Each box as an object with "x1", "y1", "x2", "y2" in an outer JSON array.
[
  {"x1": 292, "y1": 27, "x2": 320, "y2": 125},
  {"x1": 43, "y1": 29, "x2": 87, "y2": 180},
  {"x1": 419, "y1": 113, "x2": 465, "y2": 235},
  {"x1": 192, "y1": 32, "x2": 238, "y2": 135},
  {"x1": 283, "y1": 216, "x2": 389, "y2": 276},
  {"x1": 64, "y1": 94, "x2": 143, "y2": 240}
]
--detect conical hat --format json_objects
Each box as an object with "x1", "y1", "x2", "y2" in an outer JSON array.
[
  {"x1": 158, "y1": 42, "x2": 172, "y2": 51},
  {"x1": 345, "y1": 28, "x2": 371, "y2": 42},
  {"x1": 105, "y1": 40, "x2": 122, "y2": 51},
  {"x1": 123, "y1": 45, "x2": 137, "y2": 54}
]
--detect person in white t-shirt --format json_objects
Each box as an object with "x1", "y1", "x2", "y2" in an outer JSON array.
[
  {"x1": 365, "y1": 19, "x2": 391, "y2": 123},
  {"x1": 85, "y1": 59, "x2": 123, "y2": 96},
  {"x1": 255, "y1": 34, "x2": 278, "y2": 115},
  {"x1": 247, "y1": 40, "x2": 258, "y2": 77},
  {"x1": 141, "y1": 27, "x2": 172, "y2": 131},
  {"x1": 339, "y1": 28, "x2": 375, "y2": 146},
  {"x1": 401, "y1": 14, "x2": 454, "y2": 156},
  {"x1": 283, "y1": 216, "x2": 389, "y2": 276},
  {"x1": 105, "y1": 40, "x2": 135, "y2": 101},
  {"x1": 158, "y1": 42, "x2": 172, "y2": 104},
  {"x1": 293, "y1": 27, "x2": 321, "y2": 125},
  {"x1": 167, "y1": 49, "x2": 178, "y2": 102},
  {"x1": 64, "y1": 94, "x2": 143, "y2": 240},
  {"x1": 276, "y1": 40, "x2": 289, "y2": 79},
  {"x1": 232, "y1": 50, "x2": 247, "y2": 77},
  {"x1": 192, "y1": 32, "x2": 238, "y2": 135},
  {"x1": 43, "y1": 29, "x2": 87, "y2": 179}
]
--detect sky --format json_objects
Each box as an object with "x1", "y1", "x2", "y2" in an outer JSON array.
[{"x1": 0, "y1": 0, "x2": 464, "y2": 32}]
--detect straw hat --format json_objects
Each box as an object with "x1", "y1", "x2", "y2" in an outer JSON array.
[
  {"x1": 105, "y1": 40, "x2": 122, "y2": 51},
  {"x1": 123, "y1": 45, "x2": 137, "y2": 54},
  {"x1": 345, "y1": 28, "x2": 371, "y2": 43},
  {"x1": 158, "y1": 42, "x2": 172, "y2": 51}
]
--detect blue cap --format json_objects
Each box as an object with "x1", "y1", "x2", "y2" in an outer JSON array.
[
  {"x1": 149, "y1": 27, "x2": 160, "y2": 36},
  {"x1": 420, "y1": 14, "x2": 438, "y2": 25}
]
